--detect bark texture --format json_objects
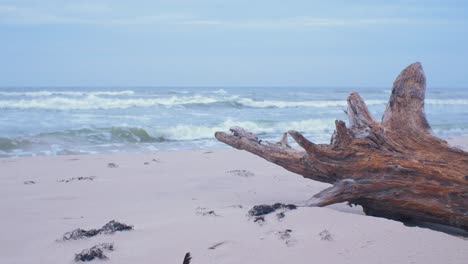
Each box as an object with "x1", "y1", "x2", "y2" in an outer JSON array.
[{"x1": 215, "y1": 62, "x2": 468, "y2": 230}]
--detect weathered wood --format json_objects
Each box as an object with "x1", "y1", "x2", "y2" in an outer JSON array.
[{"x1": 215, "y1": 62, "x2": 468, "y2": 230}]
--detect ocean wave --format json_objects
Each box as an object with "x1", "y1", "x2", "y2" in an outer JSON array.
[
  {"x1": 0, "y1": 94, "x2": 381, "y2": 110},
  {"x1": 0, "y1": 90, "x2": 135, "y2": 97},
  {"x1": 0, "y1": 119, "x2": 334, "y2": 151},
  {"x1": 168, "y1": 90, "x2": 190, "y2": 94},
  {"x1": 237, "y1": 98, "x2": 387, "y2": 108},
  {"x1": 155, "y1": 118, "x2": 334, "y2": 141},
  {"x1": 2, "y1": 119, "x2": 467, "y2": 155},
  {"x1": 0, "y1": 127, "x2": 165, "y2": 152},
  {"x1": 425, "y1": 99, "x2": 468, "y2": 105},
  {"x1": 0, "y1": 137, "x2": 31, "y2": 151},
  {"x1": 211, "y1": 89, "x2": 228, "y2": 95},
  {"x1": 38, "y1": 127, "x2": 164, "y2": 143},
  {"x1": 0, "y1": 93, "x2": 467, "y2": 110},
  {"x1": 0, "y1": 95, "x2": 221, "y2": 110}
]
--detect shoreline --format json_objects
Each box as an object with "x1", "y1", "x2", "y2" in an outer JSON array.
[
  {"x1": 1, "y1": 135, "x2": 467, "y2": 160},
  {"x1": 1, "y1": 137, "x2": 467, "y2": 263}
]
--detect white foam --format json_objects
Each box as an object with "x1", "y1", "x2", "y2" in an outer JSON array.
[
  {"x1": 0, "y1": 93, "x2": 466, "y2": 110},
  {"x1": 426, "y1": 99, "x2": 468, "y2": 105},
  {"x1": 156, "y1": 118, "x2": 334, "y2": 141},
  {"x1": 0, "y1": 90, "x2": 135, "y2": 97},
  {"x1": 211, "y1": 89, "x2": 228, "y2": 95},
  {"x1": 0, "y1": 95, "x2": 383, "y2": 110},
  {"x1": 0, "y1": 95, "x2": 221, "y2": 110},
  {"x1": 237, "y1": 98, "x2": 387, "y2": 108}
]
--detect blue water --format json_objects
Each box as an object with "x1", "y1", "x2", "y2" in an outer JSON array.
[{"x1": 0, "y1": 87, "x2": 467, "y2": 157}]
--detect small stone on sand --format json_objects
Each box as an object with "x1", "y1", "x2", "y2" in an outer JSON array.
[
  {"x1": 107, "y1": 163, "x2": 118, "y2": 168},
  {"x1": 23, "y1": 181, "x2": 36, "y2": 185}
]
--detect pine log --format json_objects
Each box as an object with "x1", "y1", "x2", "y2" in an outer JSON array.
[{"x1": 215, "y1": 62, "x2": 468, "y2": 230}]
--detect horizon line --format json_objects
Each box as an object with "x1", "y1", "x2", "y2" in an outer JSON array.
[{"x1": 0, "y1": 85, "x2": 466, "y2": 89}]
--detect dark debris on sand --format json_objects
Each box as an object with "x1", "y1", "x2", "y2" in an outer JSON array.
[
  {"x1": 277, "y1": 229, "x2": 296, "y2": 246},
  {"x1": 208, "y1": 241, "x2": 227, "y2": 250},
  {"x1": 107, "y1": 163, "x2": 118, "y2": 168},
  {"x1": 63, "y1": 229, "x2": 100, "y2": 240},
  {"x1": 278, "y1": 229, "x2": 293, "y2": 240},
  {"x1": 23, "y1": 181, "x2": 36, "y2": 185},
  {"x1": 254, "y1": 216, "x2": 265, "y2": 223},
  {"x1": 58, "y1": 176, "x2": 96, "y2": 183},
  {"x1": 226, "y1": 170, "x2": 255, "y2": 177},
  {"x1": 183, "y1": 252, "x2": 192, "y2": 264},
  {"x1": 248, "y1": 203, "x2": 297, "y2": 217},
  {"x1": 196, "y1": 207, "x2": 221, "y2": 216},
  {"x1": 276, "y1": 212, "x2": 286, "y2": 219},
  {"x1": 74, "y1": 243, "x2": 114, "y2": 262},
  {"x1": 319, "y1": 229, "x2": 333, "y2": 241},
  {"x1": 63, "y1": 220, "x2": 133, "y2": 241},
  {"x1": 100, "y1": 220, "x2": 133, "y2": 234}
]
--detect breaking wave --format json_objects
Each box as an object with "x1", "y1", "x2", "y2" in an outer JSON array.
[
  {"x1": 1, "y1": 86, "x2": 466, "y2": 157},
  {"x1": 1, "y1": 92, "x2": 466, "y2": 110},
  {"x1": 236, "y1": 98, "x2": 387, "y2": 108},
  {"x1": 0, "y1": 137, "x2": 31, "y2": 151},
  {"x1": 425, "y1": 99, "x2": 468, "y2": 105},
  {"x1": 0, "y1": 95, "x2": 384, "y2": 110},
  {"x1": 0, "y1": 118, "x2": 334, "y2": 152},
  {"x1": 0, "y1": 95, "x2": 220, "y2": 110},
  {"x1": 157, "y1": 118, "x2": 334, "y2": 140},
  {"x1": 37, "y1": 127, "x2": 163, "y2": 143},
  {"x1": 0, "y1": 90, "x2": 135, "y2": 97}
]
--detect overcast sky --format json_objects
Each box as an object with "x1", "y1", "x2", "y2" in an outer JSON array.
[{"x1": 1, "y1": 0, "x2": 467, "y2": 87}]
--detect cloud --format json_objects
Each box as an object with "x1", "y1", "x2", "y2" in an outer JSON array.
[
  {"x1": 0, "y1": 4, "x2": 457, "y2": 29},
  {"x1": 0, "y1": 5, "x2": 191, "y2": 26},
  {"x1": 0, "y1": 5, "x2": 67, "y2": 24},
  {"x1": 179, "y1": 17, "x2": 419, "y2": 29}
]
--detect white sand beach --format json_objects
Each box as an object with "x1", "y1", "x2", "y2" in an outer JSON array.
[{"x1": 0, "y1": 137, "x2": 467, "y2": 264}]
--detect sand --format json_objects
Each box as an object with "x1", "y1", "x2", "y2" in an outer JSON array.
[{"x1": 0, "y1": 138, "x2": 467, "y2": 263}]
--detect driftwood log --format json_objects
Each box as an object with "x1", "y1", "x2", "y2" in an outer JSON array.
[{"x1": 215, "y1": 63, "x2": 468, "y2": 230}]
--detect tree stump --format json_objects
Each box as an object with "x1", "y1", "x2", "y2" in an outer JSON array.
[{"x1": 215, "y1": 63, "x2": 468, "y2": 230}]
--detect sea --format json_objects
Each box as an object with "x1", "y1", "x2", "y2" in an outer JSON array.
[{"x1": 0, "y1": 87, "x2": 467, "y2": 157}]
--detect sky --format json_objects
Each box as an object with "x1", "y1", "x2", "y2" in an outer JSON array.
[{"x1": 0, "y1": 0, "x2": 467, "y2": 87}]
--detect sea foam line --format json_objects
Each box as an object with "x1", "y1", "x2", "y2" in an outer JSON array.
[
  {"x1": 125, "y1": 118, "x2": 335, "y2": 141},
  {"x1": 0, "y1": 94, "x2": 466, "y2": 110},
  {"x1": 0, "y1": 95, "x2": 383, "y2": 110},
  {"x1": 0, "y1": 90, "x2": 135, "y2": 97}
]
